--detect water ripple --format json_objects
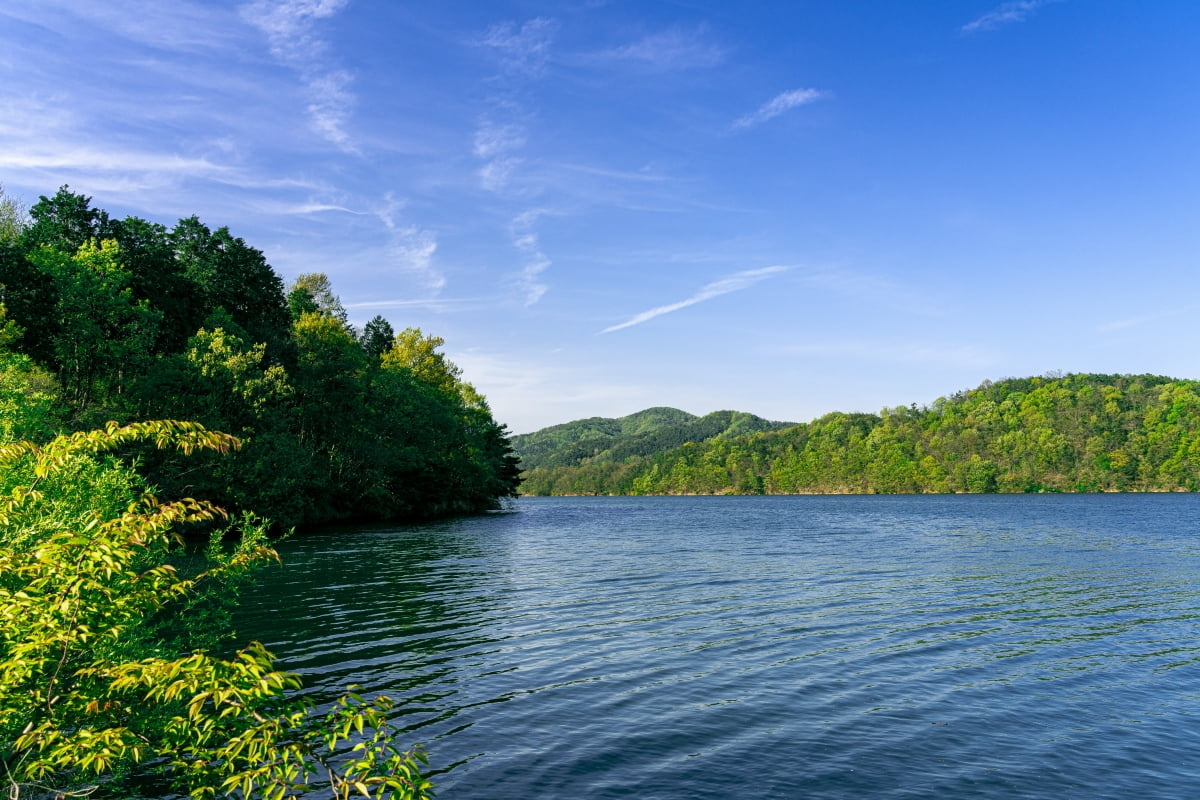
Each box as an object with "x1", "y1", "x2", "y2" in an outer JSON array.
[{"x1": 236, "y1": 495, "x2": 1200, "y2": 799}]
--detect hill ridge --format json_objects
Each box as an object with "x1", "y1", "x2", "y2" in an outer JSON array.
[{"x1": 516, "y1": 373, "x2": 1200, "y2": 496}]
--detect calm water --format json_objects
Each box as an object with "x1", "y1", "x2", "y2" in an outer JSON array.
[{"x1": 234, "y1": 495, "x2": 1200, "y2": 798}]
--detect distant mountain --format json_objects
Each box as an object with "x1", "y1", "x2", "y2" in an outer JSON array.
[
  {"x1": 511, "y1": 407, "x2": 796, "y2": 476},
  {"x1": 517, "y1": 373, "x2": 1200, "y2": 497}
]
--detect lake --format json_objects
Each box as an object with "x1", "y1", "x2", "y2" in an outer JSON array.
[{"x1": 234, "y1": 495, "x2": 1200, "y2": 798}]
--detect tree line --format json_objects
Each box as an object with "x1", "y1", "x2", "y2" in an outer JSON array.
[
  {"x1": 0, "y1": 185, "x2": 520, "y2": 529},
  {"x1": 518, "y1": 373, "x2": 1200, "y2": 495}
]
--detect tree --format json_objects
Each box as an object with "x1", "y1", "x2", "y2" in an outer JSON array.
[
  {"x1": 27, "y1": 240, "x2": 161, "y2": 412},
  {"x1": 360, "y1": 315, "x2": 395, "y2": 360},
  {"x1": 287, "y1": 272, "x2": 348, "y2": 325},
  {"x1": 381, "y1": 327, "x2": 488, "y2": 409},
  {"x1": 22, "y1": 186, "x2": 117, "y2": 253},
  {"x1": 0, "y1": 184, "x2": 27, "y2": 244},
  {"x1": 0, "y1": 421, "x2": 432, "y2": 799},
  {"x1": 171, "y1": 217, "x2": 290, "y2": 354},
  {"x1": 114, "y1": 215, "x2": 199, "y2": 353}
]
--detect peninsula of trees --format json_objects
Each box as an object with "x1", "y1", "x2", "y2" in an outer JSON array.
[
  {"x1": 0, "y1": 186, "x2": 520, "y2": 528},
  {"x1": 515, "y1": 374, "x2": 1200, "y2": 495}
]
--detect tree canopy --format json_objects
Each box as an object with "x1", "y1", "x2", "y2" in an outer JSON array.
[
  {"x1": 0, "y1": 186, "x2": 520, "y2": 528},
  {"x1": 516, "y1": 374, "x2": 1200, "y2": 496}
]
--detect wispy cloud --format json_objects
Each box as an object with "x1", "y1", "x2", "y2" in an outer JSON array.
[
  {"x1": 305, "y1": 69, "x2": 356, "y2": 150},
  {"x1": 511, "y1": 209, "x2": 554, "y2": 305},
  {"x1": 961, "y1": 1, "x2": 1055, "y2": 34},
  {"x1": 374, "y1": 193, "x2": 444, "y2": 290},
  {"x1": 1097, "y1": 305, "x2": 1194, "y2": 333},
  {"x1": 733, "y1": 89, "x2": 825, "y2": 130},
  {"x1": 479, "y1": 17, "x2": 557, "y2": 76},
  {"x1": 0, "y1": 1, "x2": 244, "y2": 53},
  {"x1": 600, "y1": 266, "x2": 789, "y2": 334},
  {"x1": 795, "y1": 266, "x2": 938, "y2": 317},
  {"x1": 473, "y1": 122, "x2": 527, "y2": 159},
  {"x1": 592, "y1": 27, "x2": 727, "y2": 71},
  {"x1": 472, "y1": 19, "x2": 556, "y2": 193},
  {"x1": 474, "y1": 120, "x2": 527, "y2": 192},
  {"x1": 345, "y1": 297, "x2": 479, "y2": 312},
  {"x1": 240, "y1": 0, "x2": 358, "y2": 152},
  {"x1": 0, "y1": 145, "x2": 227, "y2": 178}
]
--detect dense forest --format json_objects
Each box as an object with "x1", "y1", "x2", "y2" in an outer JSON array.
[
  {"x1": 513, "y1": 407, "x2": 793, "y2": 470},
  {"x1": 0, "y1": 185, "x2": 520, "y2": 529},
  {"x1": 516, "y1": 373, "x2": 1200, "y2": 495}
]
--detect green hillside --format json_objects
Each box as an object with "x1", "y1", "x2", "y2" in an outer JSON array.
[
  {"x1": 518, "y1": 373, "x2": 1200, "y2": 496},
  {"x1": 511, "y1": 410, "x2": 792, "y2": 491}
]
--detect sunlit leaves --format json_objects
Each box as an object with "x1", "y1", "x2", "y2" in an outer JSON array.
[{"x1": 0, "y1": 422, "x2": 431, "y2": 799}]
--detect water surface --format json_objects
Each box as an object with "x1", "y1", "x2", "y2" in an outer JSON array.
[{"x1": 235, "y1": 495, "x2": 1200, "y2": 798}]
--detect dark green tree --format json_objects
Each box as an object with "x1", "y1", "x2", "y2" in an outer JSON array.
[{"x1": 360, "y1": 314, "x2": 395, "y2": 360}]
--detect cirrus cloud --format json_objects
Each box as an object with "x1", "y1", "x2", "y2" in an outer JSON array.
[
  {"x1": 600, "y1": 266, "x2": 789, "y2": 334},
  {"x1": 733, "y1": 88, "x2": 825, "y2": 130}
]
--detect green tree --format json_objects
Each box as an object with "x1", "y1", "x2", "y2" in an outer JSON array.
[
  {"x1": 27, "y1": 240, "x2": 161, "y2": 412},
  {"x1": 287, "y1": 272, "x2": 348, "y2": 325},
  {"x1": 114, "y1": 215, "x2": 199, "y2": 353},
  {"x1": 0, "y1": 184, "x2": 27, "y2": 244},
  {"x1": 382, "y1": 328, "x2": 471, "y2": 403},
  {"x1": 360, "y1": 315, "x2": 395, "y2": 360},
  {"x1": 171, "y1": 217, "x2": 290, "y2": 355},
  {"x1": 22, "y1": 186, "x2": 117, "y2": 253}
]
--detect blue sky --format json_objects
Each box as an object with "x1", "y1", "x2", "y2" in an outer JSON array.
[{"x1": 1, "y1": 1, "x2": 1197, "y2": 433}]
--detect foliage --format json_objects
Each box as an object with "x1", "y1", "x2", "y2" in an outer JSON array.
[
  {"x1": 0, "y1": 185, "x2": 520, "y2": 527},
  {"x1": 26, "y1": 240, "x2": 161, "y2": 412},
  {"x1": 0, "y1": 184, "x2": 27, "y2": 244},
  {"x1": 518, "y1": 374, "x2": 1200, "y2": 496},
  {"x1": 288, "y1": 273, "x2": 348, "y2": 325},
  {"x1": 0, "y1": 421, "x2": 431, "y2": 799},
  {"x1": 360, "y1": 316, "x2": 395, "y2": 361},
  {"x1": 513, "y1": 408, "x2": 793, "y2": 492},
  {"x1": 0, "y1": 320, "x2": 61, "y2": 445}
]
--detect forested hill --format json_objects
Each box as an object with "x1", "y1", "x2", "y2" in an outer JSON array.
[
  {"x1": 518, "y1": 374, "x2": 1200, "y2": 496},
  {"x1": 512, "y1": 408, "x2": 795, "y2": 481},
  {"x1": 0, "y1": 186, "x2": 520, "y2": 527}
]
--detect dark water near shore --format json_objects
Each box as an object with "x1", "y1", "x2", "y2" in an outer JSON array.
[{"x1": 235, "y1": 495, "x2": 1200, "y2": 798}]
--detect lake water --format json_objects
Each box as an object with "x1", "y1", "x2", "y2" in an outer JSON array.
[{"x1": 234, "y1": 495, "x2": 1200, "y2": 798}]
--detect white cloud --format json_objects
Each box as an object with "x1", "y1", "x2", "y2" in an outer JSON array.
[
  {"x1": 473, "y1": 122, "x2": 527, "y2": 159},
  {"x1": 511, "y1": 209, "x2": 554, "y2": 305},
  {"x1": 0, "y1": 145, "x2": 226, "y2": 178},
  {"x1": 0, "y1": 1, "x2": 244, "y2": 53},
  {"x1": 392, "y1": 226, "x2": 443, "y2": 290},
  {"x1": 479, "y1": 17, "x2": 557, "y2": 76},
  {"x1": 961, "y1": 1, "x2": 1054, "y2": 34},
  {"x1": 1097, "y1": 305, "x2": 1194, "y2": 333},
  {"x1": 305, "y1": 69, "x2": 356, "y2": 150},
  {"x1": 734, "y1": 89, "x2": 824, "y2": 130},
  {"x1": 365, "y1": 192, "x2": 444, "y2": 290},
  {"x1": 473, "y1": 120, "x2": 528, "y2": 192},
  {"x1": 240, "y1": 0, "x2": 348, "y2": 58},
  {"x1": 345, "y1": 297, "x2": 478, "y2": 312},
  {"x1": 240, "y1": 0, "x2": 358, "y2": 152},
  {"x1": 594, "y1": 27, "x2": 727, "y2": 70},
  {"x1": 600, "y1": 266, "x2": 789, "y2": 334},
  {"x1": 479, "y1": 157, "x2": 522, "y2": 192}
]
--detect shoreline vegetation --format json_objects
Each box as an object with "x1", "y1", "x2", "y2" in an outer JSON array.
[
  {"x1": 514, "y1": 373, "x2": 1200, "y2": 496},
  {"x1": 0, "y1": 183, "x2": 511, "y2": 798}
]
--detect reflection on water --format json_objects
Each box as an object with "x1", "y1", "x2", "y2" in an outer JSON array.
[{"x1": 235, "y1": 495, "x2": 1200, "y2": 799}]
